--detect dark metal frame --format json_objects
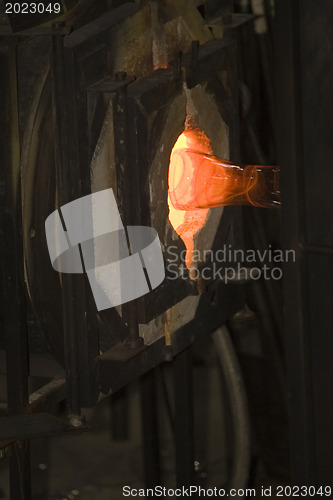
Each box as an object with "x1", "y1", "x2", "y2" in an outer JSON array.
[
  {"x1": 276, "y1": 0, "x2": 333, "y2": 485},
  {"x1": 0, "y1": 3, "x2": 245, "y2": 497}
]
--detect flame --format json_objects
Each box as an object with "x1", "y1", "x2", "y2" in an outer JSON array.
[{"x1": 168, "y1": 128, "x2": 212, "y2": 270}]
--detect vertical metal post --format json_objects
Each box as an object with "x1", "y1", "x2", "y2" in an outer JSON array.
[
  {"x1": 275, "y1": 0, "x2": 333, "y2": 484},
  {"x1": 113, "y1": 71, "x2": 142, "y2": 348},
  {"x1": 173, "y1": 347, "x2": 194, "y2": 487},
  {"x1": 140, "y1": 371, "x2": 160, "y2": 487},
  {"x1": 51, "y1": 23, "x2": 81, "y2": 416},
  {"x1": 274, "y1": 0, "x2": 315, "y2": 484},
  {"x1": 0, "y1": 40, "x2": 31, "y2": 500},
  {"x1": 111, "y1": 387, "x2": 129, "y2": 441}
]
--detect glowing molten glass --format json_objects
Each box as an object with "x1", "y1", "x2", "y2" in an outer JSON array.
[
  {"x1": 168, "y1": 129, "x2": 212, "y2": 270},
  {"x1": 169, "y1": 150, "x2": 280, "y2": 210}
]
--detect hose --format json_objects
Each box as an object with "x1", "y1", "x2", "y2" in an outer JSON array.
[{"x1": 212, "y1": 325, "x2": 251, "y2": 490}]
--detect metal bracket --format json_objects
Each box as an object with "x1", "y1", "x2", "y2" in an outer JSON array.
[
  {"x1": 0, "y1": 24, "x2": 72, "y2": 37},
  {"x1": 87, "y1": 75, "x2": 136, "y2": 93},
  {"x1": 0, "y1": 413, "x2": 90, "y2": 441},
  {"x1": 174, "y1": 38, "x2": 235, "y2": 89},
  {"x1": 205, "y1": 13, "x2": 256, "y2": 29},
  {"x1": 99, "y1": 342, "x2": 147, "y2": 362}
]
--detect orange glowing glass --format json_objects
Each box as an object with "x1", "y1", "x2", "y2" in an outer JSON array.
[
  {"x1": 167, "y1": 128, "x2": 212, "y2": 270},
  {"x1": 168, "y1": 149, "x2": 280, "y2": 210}
]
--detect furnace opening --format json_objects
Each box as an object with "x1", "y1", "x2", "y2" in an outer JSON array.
[{"x1": 168, "y1": 127, "x2": 211, "y2": 271}]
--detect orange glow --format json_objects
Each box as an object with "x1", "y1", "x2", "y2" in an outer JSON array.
[
  {"x1": 168, "y1": 128, "x2": 212, "y2": 270},
  {"x1": 169, "y1": 150, "x2": 280, "y2": 210}
]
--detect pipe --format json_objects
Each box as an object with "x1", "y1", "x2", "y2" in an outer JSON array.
[{"x1": 212, "y1": 325, "x2": 251, "y2": 489}]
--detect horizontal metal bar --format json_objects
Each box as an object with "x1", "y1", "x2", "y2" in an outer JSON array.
[
  {"x1": 87, "y1": 75, "x2": 136, "y2": 93},
  {"x1": 99, "y1": 282, "x2": 244, "y2": 395},
  {"x1": 0, "y1": 350, "x2": 65, "y2": 378},
  {"x1": 100, "y1": 342, "x2": 147, "y2": 362},
  {"x1": 0, "y1": 26, "x2": 72, "y2": 36},
  {"x1": 205, "y1": 13, "x2": 256, "y2": 28},
  {"x1": 179, "y1": 38, "x2": 235, "y2": 89},
  {"x1": 28, "y1": 379, "x2": 67, "y2": 412},
  {"x1": 0, "y1": 413, "x2": 90, "y2": 441},
  {"x1": 299, "y1": 243, "x2": 333, "y2": 256}
]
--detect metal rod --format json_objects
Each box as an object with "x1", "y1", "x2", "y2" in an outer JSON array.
[
  {"x1": 275, "y1": 0, "x2": 316, "y2": 483},
  {"x1": 9, "y1": 441, "x2": 31, "y2": 499},
  {"x1": 113, "y1": 71, "x2": 142, "y2": 348},
  {"x1": 140, "y1": 370, "x2": 161, "y2": 487},
  {"x1": 212, "y1": 326, "x2": 251, "y2": 489},
  {"x1": 51, "y1": 22, "x2": 81, "y2": 416},
  {"x1": 1, "y1": 39, "x2": 32, "y2": 500},
  {"x1": 173, "y1": 347, "x2": 194, "y2": 487},
  {"x1": 111, "y1": 387, "x2": 129, "y2": 441}
]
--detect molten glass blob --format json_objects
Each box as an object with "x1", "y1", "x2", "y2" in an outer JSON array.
[
  {"x1": 167, "y1": 129, "x2": 212, "y2": 269},
  {"x1": 168, "y1": 150, "x2": 280, "y2": 210}
]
